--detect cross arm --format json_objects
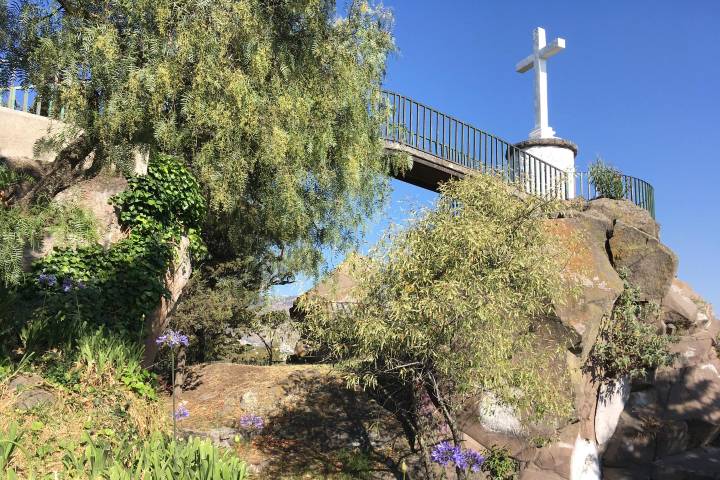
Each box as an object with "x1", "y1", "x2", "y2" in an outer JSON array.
[
  {"x1": 539, "y1": 38, "x2": 565, "y2": 60},
  {"x1": 515, "y1": 54, "x2": 534, "y2": 73}
]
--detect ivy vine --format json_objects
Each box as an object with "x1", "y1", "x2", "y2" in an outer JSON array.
[
  {"x1": 9, "y1": 154, "x2": 207, "y2": 350},
  {"x1": 111, "y1": 154, "x2": 207, "y2": 258}
]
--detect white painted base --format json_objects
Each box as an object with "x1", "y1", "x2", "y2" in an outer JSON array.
[
  {"x1": 570, "y1": 435, "x2": 601, "y2": 480},
  {"x1": 595, "y1": 377, "x2": 631, "y2": 450},
  {"x1": 523, "y1": 144, "x2": 576, "y2": 198}
]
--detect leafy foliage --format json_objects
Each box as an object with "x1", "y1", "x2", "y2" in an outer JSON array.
[
  {"x1": 5, "y1": 0, "x2": 399, "y2": 283},
  {"x1": 300, "y1": 173, "x2": 572, "y2": 478},
  {"x1": 588, "y1": 274, "x2": 674, "y2": 380},
  {"x1": 589, "y1": 158, "x2": 626, "y2": 200},
  {"x1": 1, "y1": 153, "x2": 203, "y2": 359},
  {"x1": 0, "y1": 199, "x2": 98, "y2": 288},
  {"x1": 1, "y1": 428, "x2": 248, "y2": 479},
  {"x1": 12, "y1": 234, "x2": 172, "y2": 350},
  {"x1": 481, "y1": 446, "x2": 518, "y2": 480},
  {"x1": 73, "y1": 330, "x2": 158, "y2": 399},
  {"x1": 0, "y1": 385, "x2": 247, "y2": 478},
  {"x1": 0, "y1": 163, "x2": 34, "y2": 192},
  {"x1": 63, "y1": 433, "x2": 248, "y2": 479},
  {"x1": 112, "y1": 153, "x2": 206, "y2": 258}
]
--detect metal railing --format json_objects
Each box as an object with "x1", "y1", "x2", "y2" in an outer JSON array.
[
  {"x1": 380, "y1": 89, "x2": 656, "y2": 218},
  {"x1": 0, "y1": 84, "x2": 66, "y2": 118},
  {"x1": 574, "y1": 170, "x2": 655, "y2": 218},
  {"x1": 381, "y1": 90, "x2": 570, "y2": 200}
]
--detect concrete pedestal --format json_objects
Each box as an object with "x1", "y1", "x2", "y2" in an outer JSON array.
[{"x1": 515, "y1": 137, "x2": 578, "y2": 199}]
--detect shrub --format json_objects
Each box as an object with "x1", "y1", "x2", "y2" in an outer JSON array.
[
  {"x1": 588, "y1": 158, "x2": 625, "y2": 200},
  {"x1": 301, "y1": 173, "x2": 572, "y2": 479},
  {"x1": 588, "y1": 275, "x2": 674, "y2": 381},
  {"x1": 482, "y1": 446, "x2": 518, "y2": 480},
  {"x1": 1, "y1": 153, "x2": 205, "y2": 358}
]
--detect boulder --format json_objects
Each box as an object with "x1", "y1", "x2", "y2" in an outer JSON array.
[
  {"x1": 661, "y1": 279, "x2": 717, "y2": 336},
  {"x1": 651, "y1": 447, "x2": 720, "y2": 480},
  {"x1": 546, "y1": 214, "x2": 624, "y2": 359},
  {"x1": 23, "y1": 174, "x2": 128, "y2": 267},
  {"x1": 602, "y1": 466, "x2": 652, "y2": 480},
  {"x1": 602, "y1": 391, "x2": 659, "y2": 467},
  {"x1": 8, "y1": 374, "x2": 56, "y2": 410},
  {"x1": 524, "y1": 424, "x2": 581, "y2": 480},
  {"x1": 608, "y1": 221, "x2": 678, "y2": 303},
  {"x1": 585, "y1": 198, "x2": 659, "y2": 239},
  {"x1": 668, "y1": 335, "x2": 716, "y2": 369},
  {"x1": 663, "y1": 282, "x2": 700, "y2": 328},
  {"x1": 663, "y1": 359, "x2": 720, "y2": 425},
  {"x1": 52, "y1": 174, "x2": 128, "y2": 247}
]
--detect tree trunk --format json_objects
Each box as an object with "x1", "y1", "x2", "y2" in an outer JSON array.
[
  {"x1": 17, "y1": 134, "x2": 95, "y2": 208},
  {"x1": 141, "y1": 236, "x2": 192, "y2": 368}
]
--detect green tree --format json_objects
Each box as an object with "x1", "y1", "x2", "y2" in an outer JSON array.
[
  {"x1": 300, "y1": 173, "x2": 572, "y2": 479},
  {"x1": 3, "y1": 0, "x2": 399, "y2": 287}
]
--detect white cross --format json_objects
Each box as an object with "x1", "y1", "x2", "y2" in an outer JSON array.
[{"x1": 516, "y1": 27, "x2": 566, "y2": 139}]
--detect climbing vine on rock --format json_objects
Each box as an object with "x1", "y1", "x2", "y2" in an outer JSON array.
[
  {"x1": 4, "y1": 154, "x2": 206, "y2": 352},
  {"x1": 111, "y1": 154, "x2": 207, "y2": 259}
]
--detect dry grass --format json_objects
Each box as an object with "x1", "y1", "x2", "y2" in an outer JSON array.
[{"x1": 0, "y1": 367, "x2": 167, "y2": 476}]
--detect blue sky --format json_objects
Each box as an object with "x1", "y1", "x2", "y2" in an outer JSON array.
[{"x1": 279, "y1": 0, "x2": 720, "y2": 308}]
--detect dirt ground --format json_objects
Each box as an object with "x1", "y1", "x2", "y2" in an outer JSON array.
[{"x1": 170, "y1": 363, "x2": 413, "y2": 479}]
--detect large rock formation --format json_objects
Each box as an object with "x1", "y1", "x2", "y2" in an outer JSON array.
[
  {"x1": 293, "y1": 198, "x2": 718, "y2": 479},
  {"x1": 457, "y1": 198, "x2": 719, "y2": 480}
]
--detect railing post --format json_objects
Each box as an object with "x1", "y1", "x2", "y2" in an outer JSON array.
[
  {"x1": 22, "y1": 87, "x2": 29, "y2": 112},
  {"x1": 8, "y1": 84, "x2": 16, "y2": 110},
  {"x1": 566, "y1": 166, "x2": 576, "y2": 200}
]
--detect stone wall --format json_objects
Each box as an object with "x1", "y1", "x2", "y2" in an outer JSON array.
[{"x1": 0, "y1": 106, "x2": 64, "y2": 163}]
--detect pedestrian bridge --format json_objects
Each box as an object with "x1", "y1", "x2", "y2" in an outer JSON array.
[
  {"x1": 0, "y1": 86, "x2": 655, "y2": 217},
  {"x1": 380, "y1": 90, "x2": 655, "y2": 218}
]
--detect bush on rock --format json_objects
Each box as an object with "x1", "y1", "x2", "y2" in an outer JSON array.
[{"x1": 300, "y1": 173, "x2": 572, "y2": 479}]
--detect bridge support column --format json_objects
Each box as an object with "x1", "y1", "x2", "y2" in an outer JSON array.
[{"x1": 514, "y1": 137, "x2": 577, "y2": 199}]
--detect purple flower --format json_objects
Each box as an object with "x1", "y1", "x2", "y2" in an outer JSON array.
[
  {"x1": 173, "y1": 405, "x2": 190, "y2": 420},
  {"x1": 239, "y1": 414, "x2": 264, "y2": 431},
  {"x1": 453, "y1": 447, "x2": 468, "y2": 470},
  {"x1": 156, "y1": 330, "x2": 190, "y2": 348},
  {"x1": 430, "y1": 441, "x2": 458, "y2": 467},
  {"x1": 76, "y1": 281, "x2": 86, "y2": 289},
  {"x1": 430, "y1": 442, "x2": 485, "y2": 473},
  {"x1": 38, "y1": 273, "x2": 57, "y2": 287},
  {"x1": 464, "y1": 449, "x2": 485, "y2": 473},
  {"x1": 62, "y1": 277, "x2": 73, "y2": 293}
]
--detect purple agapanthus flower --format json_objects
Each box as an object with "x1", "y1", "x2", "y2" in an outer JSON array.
[
  {"x1": 430, "y1": 442, "x2": 485, "y2": 472},
  {"x1": 430, "y1": 441, "x2": 459, "y2": 467},
  {"x1": 173, "y1": 405, "x2": 190, "y2": 420},
  {"x1": 239, "y1": 414, "x2": 264, "y2": 431},
  {"x1": 156, "y1": 330, "x2": 190, "y2": 348},
  {"x1": 61, "y1": 277, "x2": 73, "y2": 293},
  {"x1": 38, "y1": 273, "x2": 57, "y2": 287},
  {"x1": 464, "y1": 449, "x2": 485, "y2": 473},
  {"x1": 453, "y1": 447, "x2": 468, "y2": 470}
]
